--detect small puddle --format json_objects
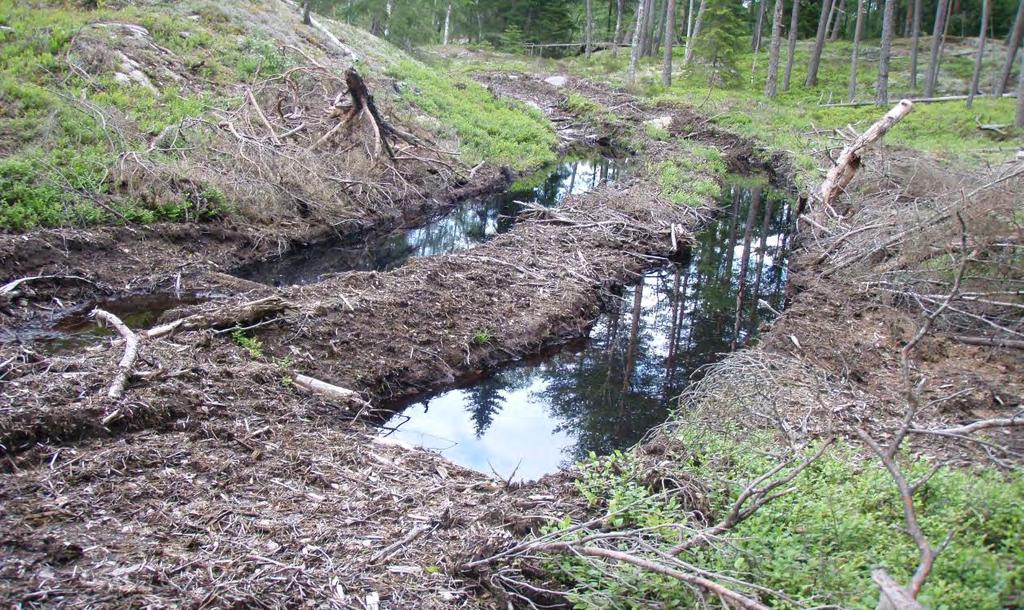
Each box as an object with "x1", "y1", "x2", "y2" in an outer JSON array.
[
  {"x1": 0, "y1": 293, "x2": 202, "y2": 352},
  {"x1": 233, "y1": 154, "x2": 634, "y2": 286},
  {"x1": 382, "y1": 175, "x2": 796, "y2": 481}
]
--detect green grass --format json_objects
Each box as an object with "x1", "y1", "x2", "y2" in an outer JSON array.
[
  {"x1": 471, "y1": 327, "x2": 494, "y2": 346},
  {"x1": 551, "y1": 427, "x2": 1024, "y2": 609},
  {"x1": 554, "y1": 38, "x2": 1018, "y2": 189},
  {"x1": 231, "y1": 330, "x2": 264, "y2": 359},
  {"x1": 387, "y1": 59, "x2": 557, "y2": 171}
]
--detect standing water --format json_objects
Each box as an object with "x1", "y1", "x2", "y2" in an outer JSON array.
[
  {"x1": 383, "y1": 176, "x2": 795, "y2": 480},
  {"x1": 234, "y1": 155, "x2": 633, "y2": 286}
]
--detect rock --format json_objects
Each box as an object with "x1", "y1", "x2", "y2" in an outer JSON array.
[
  {"x1": 525, "y1": 100, "x2": 543, "y2": 112},
  {"x1": 113, "y1": 72, "x2": 132, "y2": 86},
  {"x1": 543, "y1": 75, "x2": 569, "y2": 88},
  {"x1": 645, "y1": 116, "x2": 673, "y2": 130}
]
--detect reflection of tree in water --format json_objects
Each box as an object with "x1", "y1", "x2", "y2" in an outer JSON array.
[{"x1": 528, "y1": 178, "x2": 796, "y2": 464}]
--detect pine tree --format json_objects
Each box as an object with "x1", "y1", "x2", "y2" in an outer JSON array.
[{"x1": 689, "y1": 0, "x2": 746, "y2": 85}]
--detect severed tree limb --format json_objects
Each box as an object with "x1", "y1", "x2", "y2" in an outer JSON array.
[
  {"x1": 818, "y1": 99, "x2": 914, "y2": 210},
  {"x1": 92, "y1": 309, "x2": 140, "y2": 400},
  {"x1": 911, "y1": 414, "x2": 1024, "y2": 436},
  {"x1": 246, "y1": 88, "x2": 282, "y2": 146},
  {"x1": 519, "y1": 543, "x2": 771, "y2": 610},
  {"x1": 144, "y1": 296, "x2": 290, "y2": 339},
  {"x1": 856, "y1": 212, "x2": 968, "y2": 608},
  {"x1": 952, "y1": 335, "x2": 1024, "y2": 350},
  {"x1": 872, "y1": 569, "x2": 925, "y2": 610},
  {"x1": 293, "y1": 374, "x2": 372, "y2": 409}
]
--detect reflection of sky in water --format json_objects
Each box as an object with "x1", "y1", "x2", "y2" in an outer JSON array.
[
  {"x1": 235, "y1": 156, "x2": 633, "y2": 286},
  {"x1": 385, "y1": 177, "x2": 796, "y2": 481}
]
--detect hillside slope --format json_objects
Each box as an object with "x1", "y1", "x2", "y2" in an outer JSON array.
[{"x1": 0, "y1": 0, "x2": 555, "y2": 255}]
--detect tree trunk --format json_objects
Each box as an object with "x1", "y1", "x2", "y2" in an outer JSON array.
[
  {"x1": 443, "y1": 2, "x2": 452, "y2": 44},
  {"x1": 806, "y1": 0, "x2": 835, "y2": 86},
  {"x1": 683, "y1": 0, "x2": 706, "y2": 65},
  {"x1": 765, "y1": 0, "x2": 785, "y2": 97},
  {"x1": 1017, "y1": 47, "x2": 1024, "y2": 127},
  {"x1": 876, "y1": 0, "x2": 897, "y2": 104},
  {"x1": 628, "y1": 0, "x2": 648, "y2": 84},
  {"x1": 783, "y1": 0, "x2": 800, "y2": 90},
  {"x1": 924, "y1": 0, "x2": 949, "y2": 96},
  {"x1": 753, "y1": 0, "x2": 769, "y2": 52},
  {"x1": 967, "y1": 0, "x2": 989, "y2": 107},
  {"x1": 849, "y1": 0, "x2": 865, "y2": 101},
  {"x1": 662, "y1": 0, "x2": 677, "y2": 86},
  {"x1": 819, "y1": 99, "x2": 914, "y2": 208},
  {"x1": 586, "y1": 0, "x2": 594, "y2": 57},
  {"x1": 686, "y1": 0, "x2": 695, "y2": 40},
  {"x1": 613, "y1": 0, "x2": 626, "y2": 54},
  {"x1": 909, "y1": 0, "x2": 922, "y2": 88},
  {"x1": 996, "y1": 0, "x2": 1024, "y2": 96},
  {"x1": 829, "y1": 0, "x2": 847, "y2": 40},
  {"x1": 303, "y1": 0, "x2": 312, "y2": 25},
  {"x1": 383, "y1": 0, "x2": 393, "y2": 37}
]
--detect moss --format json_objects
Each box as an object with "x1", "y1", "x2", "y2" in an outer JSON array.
[
  {"x1": 657, "y1": 141, "x2": 727, "y2": 207},
  {"x1": 387, "y1": 59, "x2": 557, "y2": 171}
]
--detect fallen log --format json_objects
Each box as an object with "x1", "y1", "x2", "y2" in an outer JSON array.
[
  {"x1": 952, "y1": 335, "x2": 1024, "y2": 350},
  {"x1": 92, "y1": 309, "x2": 140, "y2": 400},
  {"x1": 818, "y1": 99, "x2": 914, "y2": 210},
  {"x1": 145, "y1": 296, "x2": 290, "y2": 339},
  {"x1": 293, "y1": 374, "x2": 372, "y2": 409},
  {"x1": 819, "y1": 92, "x2": 1015, "y2": 108}
]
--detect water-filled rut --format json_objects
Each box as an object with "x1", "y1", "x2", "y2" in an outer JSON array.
[{"x1": 382, "y1": 176, "x2": 796, "y2": 480}]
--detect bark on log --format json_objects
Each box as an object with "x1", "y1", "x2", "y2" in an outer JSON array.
[
  {"x1": 145, "y1": 296, "x2": 291, "y2": 339},
  {"x1": 819, "y1": 99, "x2": 914, "y2": 209},
  {"x1": 93, "y1": 309, "x2": 140, "y2": 400},
  {"x1": 954, "y1": 335, "x2": 1024, "y2": 350},
  {"x1": 294, "y1": 374, "x2": 372, "y2": 409}
]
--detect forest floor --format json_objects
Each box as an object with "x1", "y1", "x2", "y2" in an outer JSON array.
[{"x1": 1, "y1": 3, "x2": 1022, "y2": 607}]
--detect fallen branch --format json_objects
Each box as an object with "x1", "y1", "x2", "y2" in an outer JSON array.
[
  {"x1": 911, "y1": 415, "x2": 1024, "y2": 436},
  {"x1": 952, "y1": 335, "x2": 1024, "y2": 350},
  {"x1": 818, "y1": 99, "x2": 914, "y2": 210},
  {"x1": 92, "y1": 309, "x2": 140, "y2": 400},
  {"x1": 294, "y1": 374, "x2": 372, "y2": 409},
  {"x1": 819, "y1": 92, "x2": 1016, "y2": 108},
  {"x1": 520, "y1": 543, "x2": 771, "y2": 610},
  {"x1": 145, "y1": 296, "x2": 290, "y2": 339},
  {"x1": 872, "y1": 569, "x2": 925, "y2": 610}
]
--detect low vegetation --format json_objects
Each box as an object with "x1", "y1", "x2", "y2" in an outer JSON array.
[
  {"x1": 387, "y1": 60, "x2": 556, "y2": 171},
  {"x1": 656, "y1": 141, "x2": 727, "y2": 207},
  {"x1": 552, "y1": 426, "x2": 1024, "y2": 609}
]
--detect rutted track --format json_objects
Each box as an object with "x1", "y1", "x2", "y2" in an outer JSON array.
[{"x1": 0, "y1": 74, "x2": 760, "y2": 609}]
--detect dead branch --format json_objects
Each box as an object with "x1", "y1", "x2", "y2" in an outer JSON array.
[
  {"x1": 92, "y1": 308, "x2": 140, "y2": 400},
  {"x1": 872, "y1": 569, "x2": 925, "y2": 610},
  {"x1": 951, "y1": 335, "x2": 1024, "y2": 350},
  {"x1": 855, "y1": 212, "x2": 969, "y2": 607},
  {"x1": 293, "y1": 374, "x2": 372, "y2": 409},
  {"x1": 818, "y1": 99, "x2": 914, "y2": 210},
  {"x1": 520, "y1": 543, "x2": 771, "y2": 610},
  {"x1": 911, "y1": 414, "x2": 1024, "y2": 436},
  {"x1": 145, "y1": 296, "x2": 290, "y2": 339},
  {"x1": 670, "y1": 437, "x2": 835, "y2": 555}
]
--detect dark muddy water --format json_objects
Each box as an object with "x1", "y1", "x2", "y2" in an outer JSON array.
[
  {"x1": 0, "y1": 293, "x2": 202, "y2": 352},
  {"x1": 233, "y1": 155, "x2": 634, "y2": 286},
  {"x1": 383, "y1": 176, "x2": 795, "y2": 481}
]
